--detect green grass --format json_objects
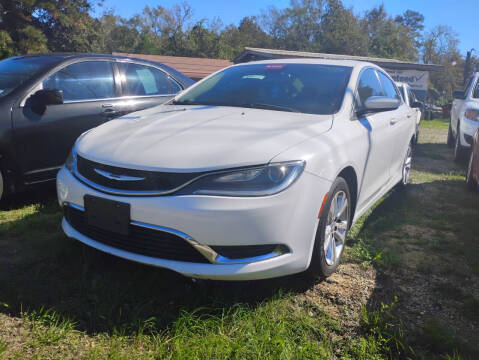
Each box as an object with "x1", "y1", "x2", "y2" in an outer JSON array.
[{"x1": 0, "y1": 121, "x2": 478, "y2": 359}]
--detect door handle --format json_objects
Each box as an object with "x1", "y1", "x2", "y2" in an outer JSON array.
[
  {"x1": 103, "y1": 107, "x2": 120, "y2": 118},
  {"x1": 390, "y1": 118, "x2": 398, "y2": 125}
]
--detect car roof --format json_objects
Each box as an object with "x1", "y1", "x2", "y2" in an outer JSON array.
[
  {"x1": 234, "y1": 58, "x2": 377, "y2": 70},
  {"x1": 8, "y1": 53, "x2": 195, "y2": 86}
]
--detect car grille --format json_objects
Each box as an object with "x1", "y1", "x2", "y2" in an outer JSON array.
[
  {"x1": 76, "y1": 155, "x2": 203, "y2": 193},
  {"x1": 64, "y1": 205, "x2": 209, "y2": 263}
]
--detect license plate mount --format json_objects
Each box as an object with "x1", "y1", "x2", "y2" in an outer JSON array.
[{"x1": 84, "y1": 195, "x2": 130, "y2": 236}]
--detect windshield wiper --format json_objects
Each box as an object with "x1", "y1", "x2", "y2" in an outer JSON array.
[
  {"x1": 241, "y1": 103, "x2": 297, "y2": 112},
  {"x1": 171, "y1": 100, "x2": 209, "y2": 106}
]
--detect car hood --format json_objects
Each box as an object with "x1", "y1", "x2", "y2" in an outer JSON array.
[{"x1": 76, "y1": 105, "x2": 333, "y2": 172}]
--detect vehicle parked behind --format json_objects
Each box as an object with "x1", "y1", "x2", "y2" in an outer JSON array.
[
  {"x1": 0, "y1": 54, "x2": 194, "y2": 200},
  {"x1": 466, "y1": 129, "x2": 479, "y2": 190},
  {"x1": 448, "y1": 72, "x2": 479, "y2": 162},
  {"x1": 396, "y1": 82, "x2": 422, "y2": 141},
  {"x1": 57, "y1": 59, "x2": 416, "y2": 280}
]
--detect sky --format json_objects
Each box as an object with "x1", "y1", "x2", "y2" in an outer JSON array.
[{"x1": 94, "y1": 0, "x2": 476, "y2": 55}]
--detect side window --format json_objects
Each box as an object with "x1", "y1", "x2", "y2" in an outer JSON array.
[
  {"x1": 120, "y1": 63, "x2": 181, "y2": 96},
  {"x1": 473, "y1": 79, "x2": 479, "y2": 99},
  {"x1": 357, "y1": 69, "x2": 385, "y2": 106},
  {"x1": 43, "y1": 61, "x2": 115, "y2": 102},
  {"x1": 378, "y1": 72, "x2": 401, "y2": 100}
]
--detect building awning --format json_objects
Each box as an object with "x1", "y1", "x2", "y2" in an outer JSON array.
[
  {"x1": 233, "y1": 47, "x2": 443, "y2": 72},
  {"x1": 112, "y1": 52, "x2": 233, "y2": 80}
]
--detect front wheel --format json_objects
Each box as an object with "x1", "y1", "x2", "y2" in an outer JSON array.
[
  {"x1": 307, "y1": 177, "x2": 351, "y2": 278},
  {"x1": 466, "y1": 150, "x2": 477, "y2": 191}
]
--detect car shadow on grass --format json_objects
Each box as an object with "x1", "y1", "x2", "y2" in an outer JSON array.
[
  {"x1": 350, "y1": 175, "x2": 479, "y2": 359},
  {"x1": 0, "y1": 197, "x2": 318, "y2": 336}
]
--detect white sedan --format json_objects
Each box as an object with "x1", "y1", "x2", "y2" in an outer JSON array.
[{"x1": 57, "y1": 59, "x2": 416, "y2": 280}]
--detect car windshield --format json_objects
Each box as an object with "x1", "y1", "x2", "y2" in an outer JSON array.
[
  {"x1": 0, "y1": 56, "x2": 62, "y2": 98},
  {"x1": 173, "y1": 63, "x2": 352, "y2": 115}
]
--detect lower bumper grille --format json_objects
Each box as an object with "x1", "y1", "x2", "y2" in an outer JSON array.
[{"x1": 64, "y1": 206, "x2": 209, "y2": 263}]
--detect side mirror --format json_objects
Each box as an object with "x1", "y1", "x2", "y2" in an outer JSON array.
[
  {"x1": 28, "y1": 89, "x2": 64, "y2": 115},
  {"x1": 453, "y1": 90, "x2": 466, "y2": 100},
  {"x1": 411, "y1": 101, "x2": 423, "y2": 109},
  {"x1": 357, "y1": 96, "x2": 401, "y2": 116}
]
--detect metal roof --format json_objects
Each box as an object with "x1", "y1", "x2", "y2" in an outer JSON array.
[
  {"x1": 113, "y1": 52, "x2": 233, "y2": 80},
  {"x1": 233, "y1": 47, "x2": 443, "y2": 72}
]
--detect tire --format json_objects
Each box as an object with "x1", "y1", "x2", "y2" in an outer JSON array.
[
  {"x1": 398, "y1": 142, "x2": 413, "y2": 189},
  {"x1": 447, "y1": 122, "x2": 454, "y2": 148},
  {"x1": 454, "y1": 122, "x2": 467, "y2": 163},
  {"x1": 466, "y1": 149, "x2": 477, "y2": 191},
  {"x1": 307, "y1": 177, "x2": 351, "y2": 278}
]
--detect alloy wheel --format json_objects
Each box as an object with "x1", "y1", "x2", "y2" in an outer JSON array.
[{"x1": 323, "y1": 191, "x2": 348, "y2": 266}]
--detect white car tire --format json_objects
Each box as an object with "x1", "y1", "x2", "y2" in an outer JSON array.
[{"x1": 307, "y1": 177, "x2": 351, "y2": 278}]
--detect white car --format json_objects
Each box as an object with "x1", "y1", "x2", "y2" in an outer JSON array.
[
  {"x1": 57, "y1": 59, "x2": 416, "y2": 280},
  {"x1": 396, "y1": 82, "x2": 422, "y2": 141},
  {"x1": 449, "y1": 72, "x2": 479, "y2": 162}
]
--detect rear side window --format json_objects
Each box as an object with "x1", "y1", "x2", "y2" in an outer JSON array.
[
  {"x1": 378, "y1": 72, "x2": 401, "y2": 100},
  {"x1": 357, "y1": 69, "x2": 384, "y2": 106},
  {"x1": 407, "y1": 88, "x2": 416, "y2": 103},
  {"x1": 474, "y1": 80, "x2": 479, "y2": 99},
  {"x1": 120, "y1": 63, "x2": 181, "y2": 96},
  {"x1": 43, "y1": 61, "x2": 115, "y2": 101}
]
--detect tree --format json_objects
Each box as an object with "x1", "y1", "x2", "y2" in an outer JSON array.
[
  {"x1": 0, "y1": 0, "x2": 103, "y2": 56},
  {"x1": 421, "y1": 25, "x2": 463, "y2": 103},
  {"x1": 361, "y1": 5, "x2": 417, "y2": 61},
  {"x1": 320, "y1": 0, "x2": 368, "y2": 55},
  {"x1": 395, "y1": 9, "x2": 424, "y2": 44}
]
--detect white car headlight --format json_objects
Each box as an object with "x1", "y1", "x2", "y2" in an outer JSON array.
[
  {"x1": 183, "y1": 161, "x2": 305, "y2": 197},
  {"x1": 465, "y1": 109, "x2": 479, "y2": 122}
]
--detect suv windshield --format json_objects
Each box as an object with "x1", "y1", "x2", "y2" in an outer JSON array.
[
  {"x1": 173, "y1": 63, "x2": 352, "y2": 115},
  {"x1": 0, "y1": 56, "x2": 62, "y2": 98}
]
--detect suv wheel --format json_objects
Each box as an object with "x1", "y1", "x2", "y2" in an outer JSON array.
[
  {"x1": 447, "y1": 122, "x2": 454, "y2": 148},
  {"x1": 307, "y1": 177, "x2": 351, "y2": 278},
  {"x1": 454, "y1": 123, "x2": 467, "y2": 163},
  {"x1": 466, "y1": 150, "x2": 477, "y2": 191}
]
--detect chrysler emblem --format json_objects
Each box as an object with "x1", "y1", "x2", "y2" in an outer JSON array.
[{"x1": 94, "y1": 168, "x2": 145, "y2": 181}]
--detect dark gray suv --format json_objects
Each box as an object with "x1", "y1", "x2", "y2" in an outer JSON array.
[{"x1": 0, "y1": 54, "x2": 194, "y2": 199}]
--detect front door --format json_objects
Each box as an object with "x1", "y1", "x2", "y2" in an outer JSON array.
[
  {"x1": 12, "y1": 60, "x2": 122, "y2": 184},
  {"x1": 355, "y1": 68, "x2": 397, "y2": 204}
]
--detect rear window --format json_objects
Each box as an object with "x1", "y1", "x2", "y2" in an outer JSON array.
[{"x1": 174, "y1": 63, "x2": 353, "y2": 115}]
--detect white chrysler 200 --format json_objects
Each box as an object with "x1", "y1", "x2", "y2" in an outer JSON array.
[{"x1": 57, "y1": 59, "x2": 415, "y2": 280}]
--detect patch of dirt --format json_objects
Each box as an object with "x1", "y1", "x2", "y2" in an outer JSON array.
[{"x1": 300, "y1": 263, "x2": 377, "y2": 335}]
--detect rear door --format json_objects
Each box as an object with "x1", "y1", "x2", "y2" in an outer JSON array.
[
  {"x1": 377, "y1": 71, "x2": 411, "y2": 179},
  {"x1": 12, "y1": 60, "x2": 123, "y2": 184},
  {"x1": 116, "y1": 61, "x2": 183, "y2": 115}
]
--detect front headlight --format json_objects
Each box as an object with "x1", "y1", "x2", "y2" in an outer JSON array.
[
  {"x1": 465, "y1": 109, "x2": 479, "y2": 122},
  {"x1": 65, "y1": 147, "x2": 77, "y2": 172},
  {"x1": 181, "y1": 161, "x2": 305, "y2": 197}
]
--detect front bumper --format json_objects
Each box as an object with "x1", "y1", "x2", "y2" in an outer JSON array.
[{"x1": 57, "y1": 167, "x2": 330, "y2": 280}]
